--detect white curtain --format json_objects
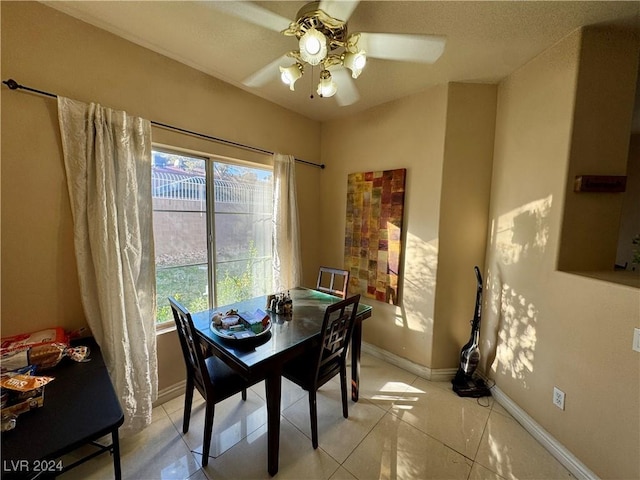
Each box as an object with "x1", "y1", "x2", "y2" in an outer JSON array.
[
  {"x1": 58, "y1": 97, "x2": 158, "y2": 435},
  {"x1": 272, "y1": 153, "x2": 302, "y2": 292}
]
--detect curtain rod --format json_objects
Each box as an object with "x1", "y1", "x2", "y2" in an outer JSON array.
[{"x1": 2, "y1": 78, "x2": 325, "y2": 169}]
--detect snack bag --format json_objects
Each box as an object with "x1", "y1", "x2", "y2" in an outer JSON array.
[
  {"x1": 0, "y1": 374, "x2": 54, "y2": 392},
  {"x1": 0, "y1": 328, "x2": 90, "y2": 373},
  {"x1": 1, "y1": 344, "x2": 90, "y2": 373},
  {"x1": 0, "y1": 374, "x2": 53, "y2": 418},
  {"x1": 1, "y1": 328, "x2": 68, "y2": 356}
]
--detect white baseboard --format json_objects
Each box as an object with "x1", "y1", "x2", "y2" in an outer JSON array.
[
  {"x1": 491, "y1": 385, "x2": 599, "y2": 480},
  {"x1": 361, "y1": 341, "x2": 458, "y2": 381},
  {"x1": 154, "y1": 380, "x2": 186, "y2": 408}
]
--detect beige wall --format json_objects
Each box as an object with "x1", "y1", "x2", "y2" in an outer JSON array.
[
  {"x1": 483, "y1": 27, "x2": 640, "y2": 479},
  {"x1": 1, "y1": 2, "x2": 322, "y2": 389},
  {"x1": 321, "y1": 86, "x2": 448, "y2": 368},
  {"x1": 432, "y1": 83, "x2": 496, "y2": 368},
  {"x1": 320, "y1": 83, "x2": 496, "y2": 370}
]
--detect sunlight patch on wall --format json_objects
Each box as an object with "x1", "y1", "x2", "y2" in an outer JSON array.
[
  {"x1": 399, "y1": 231, "x2": 438, "y2": 333},
  {"x1": 494, "y1": 195, "x2": 552, "y2": 265},
  {"x1": 484, "y1": 197, "x2": 550, "y2": 382},
  {"x1": 491, "y1": 282, "x2": 538, "y2": 385}
]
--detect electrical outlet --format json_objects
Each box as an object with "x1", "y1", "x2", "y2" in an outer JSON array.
[
  {"x1": 633, "y1": 328, "x2": 640, "y2": 353},
  {"x1": 553, "y1": 387, "x2": 565, "y2": 410}
]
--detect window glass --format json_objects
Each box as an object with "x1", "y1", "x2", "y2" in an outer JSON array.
[
  {"x1": 152, "y1": 150, "x2": 272, "y2": 325},
  {"x1": 213, "y1": 162, "x2": 273, "y2": 306}
]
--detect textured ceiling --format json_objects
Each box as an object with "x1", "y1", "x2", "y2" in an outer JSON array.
[{"x1": 43, "y1": 1, "x2": 640, "y2": 122}]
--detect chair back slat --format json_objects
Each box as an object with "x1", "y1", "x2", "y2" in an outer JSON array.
[
  {"x1": 169, "y1": 297, "x2": 210, "y2": 395},
  {"x1": 315, "y1": 294, "x2": 360, "y2": 385},
  {"x1": 316, "y1": 266, "x2": 350, "y2": 299}
]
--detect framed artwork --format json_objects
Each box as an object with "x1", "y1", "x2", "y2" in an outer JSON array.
[{"x1": 344, "y1": 168, "x2": 406, "y2": 305}]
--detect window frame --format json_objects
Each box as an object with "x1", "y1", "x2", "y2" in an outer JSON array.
[{"x1": 152, "y1": 145, "x2": 273, "y2": 331}]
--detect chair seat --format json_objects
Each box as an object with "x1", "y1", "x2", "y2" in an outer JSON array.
[
  {"x1": 282, "y1": 350, "x2": 339, "y2": 390},
  {"x1": 205, "y1": 355, "x2": 254, "y2": 402}
]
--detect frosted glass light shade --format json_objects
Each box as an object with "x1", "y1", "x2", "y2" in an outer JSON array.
[
  {"x1": 343, "y1": 51, "x2": 367, "y2": 78},
  {"x1": 299, "y1": 28, "x2": 328, "y2": 66},
  {"x1": 317, "y1": 70, "x2": 337, "y2": 97},
  {"x1": 279, "y1": 64, "x2": 303, "y2": 91}
]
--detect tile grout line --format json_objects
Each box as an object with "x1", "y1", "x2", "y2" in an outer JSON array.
[
  {"x1": 340, "y1": 407, "x2": 390, "y2": 480},
  {"x1": 467, "y1": 396, "x2": 493, "y2": 480},
  {"x1": 161, "y1": 399, "x2": 211, "y2": 471}
]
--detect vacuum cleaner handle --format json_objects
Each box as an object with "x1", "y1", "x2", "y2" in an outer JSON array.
[{"x1": 472, "y1": 266, "x2": 483, "y2": 330}]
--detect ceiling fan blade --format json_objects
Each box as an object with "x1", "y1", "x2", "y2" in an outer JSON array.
[
  {"x1": 358, "y1": 33, "x2": 446, "y2": 64},
  {"x1": 332, "y1": 69, "x2": 360, "y2": 106},
  {"x1": 319, "y1": 0, "x2": 360, "y2": 22},
  {"x1": 208, "y1": 1, "x2": 291, "y2": 32},
  {"x1": 243, "y1": 55, "x2": 290, "y2": 88}
]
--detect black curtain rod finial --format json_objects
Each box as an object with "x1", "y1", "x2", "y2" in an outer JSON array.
[
  {"x1": 4, "y1": 79, "x2": 20, "y2": 90},
  {"x1": 3, "y1": 78, "x2": 57, "y2": 99}
]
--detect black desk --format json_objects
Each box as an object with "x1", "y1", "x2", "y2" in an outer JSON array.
[
  {"x1": 192, "y1": 287, "x2": 372, "y2": 476},
  {"x1": 1, "y1": 339, "x2": 124, "y2": 479}
]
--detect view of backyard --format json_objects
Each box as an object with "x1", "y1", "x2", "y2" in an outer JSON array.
[{"x1": 152, "y1": 151, "x2": 273, "y2": 324}]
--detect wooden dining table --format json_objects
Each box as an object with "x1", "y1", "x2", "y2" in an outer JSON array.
[{"x1": 191, "y1": 287, "x2": 372, "y2": 476}]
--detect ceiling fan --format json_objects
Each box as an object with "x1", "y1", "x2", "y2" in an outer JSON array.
[{"x1": 212, "y1": 0, "x2": 446, "y2": 106}]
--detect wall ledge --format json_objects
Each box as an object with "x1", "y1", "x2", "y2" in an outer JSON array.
[
  {"x1": 156, "y1": 324, "x2": 177, "y2": 336},
  {"x1": 491, "y1": 385, "x2": 599, "y2": 480},
  {"x1": 564, "y1": 269, "x2": 640, "y2": 288}
]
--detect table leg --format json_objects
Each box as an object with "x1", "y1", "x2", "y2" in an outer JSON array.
[
  {"x1": 265, "y1": 372, "x2": 282, "y2": 476},
  {"x1": 351, "y1": 319, "x2": 362, "y2": 402},
  {"x1": 111, "y1": 429, "x2": 122, "y2": 480}
]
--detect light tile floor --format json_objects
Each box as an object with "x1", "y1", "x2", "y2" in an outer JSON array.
[{"x1": 59, "y1": 353, "x2": 575, "y2": 480}]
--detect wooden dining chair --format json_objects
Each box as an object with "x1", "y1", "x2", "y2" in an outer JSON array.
[
  {"x1": 169, "y1": 297, "x2": 259, "y2": 466},
  {"x1": 282, "y1": 294, "x2": 361, "y2": 449},
  {"x1": 316, "y1": 266, "x2": 350, "y2": 299}
]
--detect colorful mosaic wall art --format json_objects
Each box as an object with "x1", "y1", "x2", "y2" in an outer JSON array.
[{"x1": 344, "y1": 168, "x2": 406, "y2": 305}]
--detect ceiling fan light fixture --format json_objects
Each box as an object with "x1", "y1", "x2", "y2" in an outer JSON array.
[
  {"x1": 317, "y1": 70, "x2": 337, "y2": 98},
  {"x1": 279, "y1": 63, "x2": 303, "y2": 91},
  {"x1": 299, "y1": 27, "x2": 328, "y2": 65},
  {"x1": 343, "y1": 50, "x2": 367, "y2": 78}
]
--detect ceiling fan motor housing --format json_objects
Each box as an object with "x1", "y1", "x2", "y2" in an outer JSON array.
[{"x1": 286, "y1": 1, "x2": 348, "y2": 52}]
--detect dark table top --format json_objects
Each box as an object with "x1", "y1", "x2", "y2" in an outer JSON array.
[
  {"x1": 192, "y1": 287, "x2": 372, "y2": 376},
  {"x1": 1, "y1": 338, "x2": 124, "y2": 473}
]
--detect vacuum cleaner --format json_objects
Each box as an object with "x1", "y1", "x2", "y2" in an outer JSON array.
[{"x1": 452, "y1": 266, "x2": 491, "y2": 398}]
